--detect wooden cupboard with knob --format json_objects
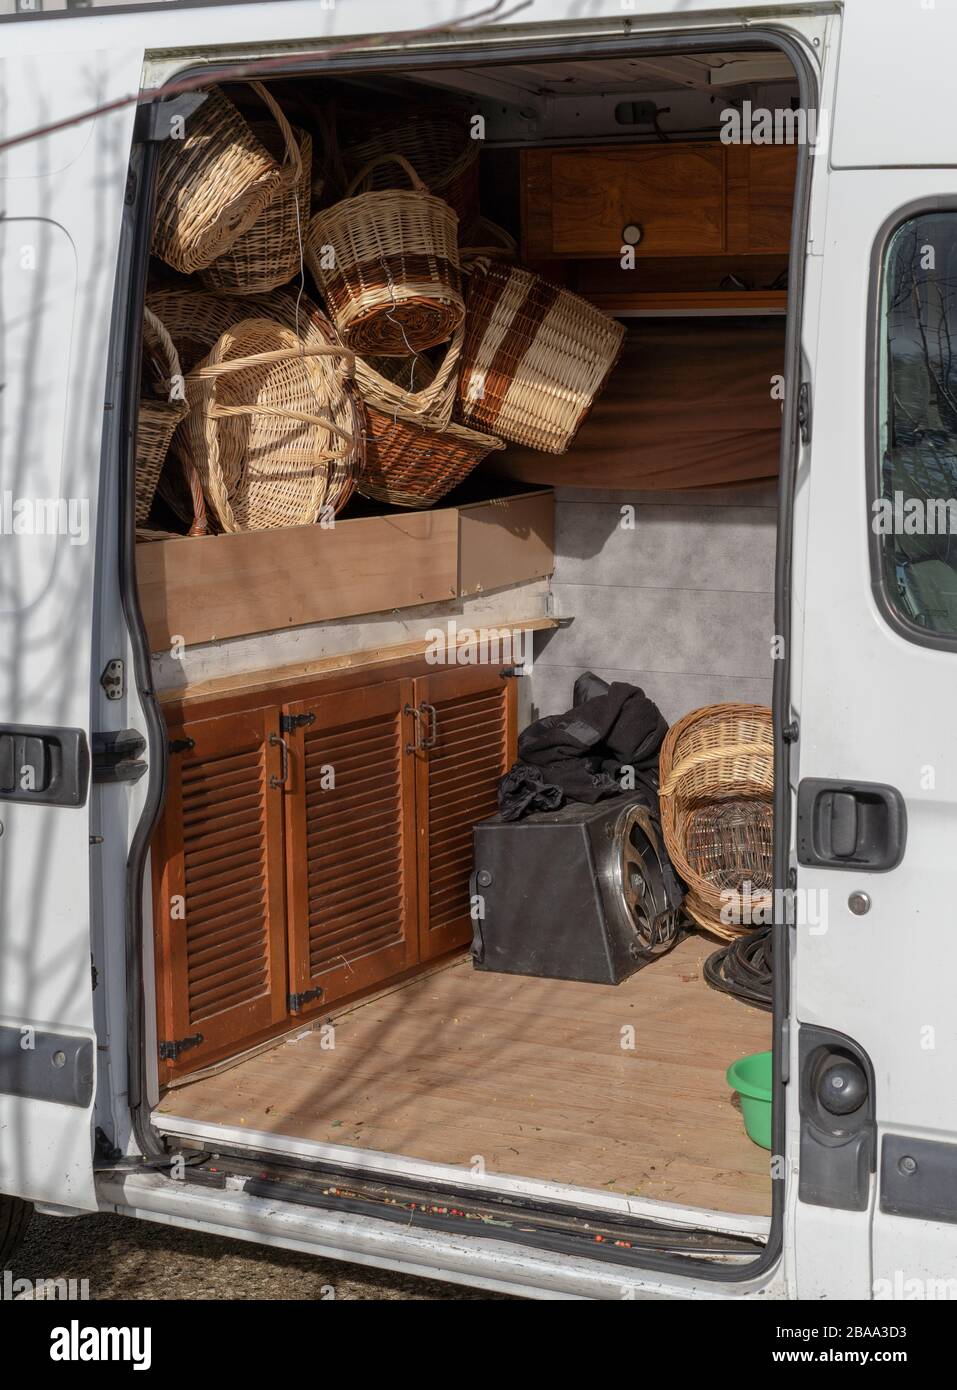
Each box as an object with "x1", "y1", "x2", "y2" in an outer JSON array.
[
  {"x1": 152, "y1": 655, "x2": 518, "y2": 1079},
  {"x1": 521, "y1": 141, "x2": 797, "y2": 260}
]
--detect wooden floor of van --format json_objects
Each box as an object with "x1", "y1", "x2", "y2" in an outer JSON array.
[{"x1": 157, "y1": 935, "x2": 771, "y2": 1217}]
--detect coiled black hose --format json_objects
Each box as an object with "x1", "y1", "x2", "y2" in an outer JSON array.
[{"x1": 703, "y1": 925, "x2": 772, "y2": 1011}]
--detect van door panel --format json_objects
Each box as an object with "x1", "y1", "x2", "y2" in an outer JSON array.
[
  {"x1": 794, "y1": 168, "x2": 957, "y2": 1295},
  {"x1": 0, "y1": 48, "x2": 142, "y2": 1208}
]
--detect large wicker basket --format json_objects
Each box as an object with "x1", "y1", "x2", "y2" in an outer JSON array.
[
  {"x1": 306, "y1": 153, "x2": 464, "y2": 357},
  {"x1": 179, "y1": 318, "x2": 364, "y2": 532},
  {"x1": 338, "y1": 109, "x2": 480, "y2": 238},
  {"x1": 136, "y1": 308, "x2": 189, "y2": 525},
  {"x1": 152, "y1": 84, "x2": 285, "y2": 275},
  {"x1": 199, "y1": 88, "x2": 313, "y2": 296},
  {"x1": 456, "y1": 262, "x2": 625, "y2": 454},
  {"x1": 658, "y1": 703, "x2": 774, "y2": 940}
]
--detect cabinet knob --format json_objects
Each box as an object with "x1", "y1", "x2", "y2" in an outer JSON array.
[{"x1": 622, "y1": 222, "x2": 643, "y2": 246}]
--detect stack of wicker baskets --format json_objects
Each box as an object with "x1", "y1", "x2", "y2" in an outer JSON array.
[
  {"x1": 658, "y1": 704, "x2": 774, "y2": 940},
  {"x1": 139, "y1": 81, "x2": 626, "y2": 531}
]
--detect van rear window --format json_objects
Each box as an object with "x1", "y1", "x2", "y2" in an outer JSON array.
[{"x1": 876, "y1": 212, "x2": 957, "y2": 637}]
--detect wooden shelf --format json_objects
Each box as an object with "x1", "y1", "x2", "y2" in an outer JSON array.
[{"x1": 586, "y1": 289, "x2": 788, "y2": 316}]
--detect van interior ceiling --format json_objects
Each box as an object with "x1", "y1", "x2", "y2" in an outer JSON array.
[{"x1": 135, "y1": 46, "x2": 797, "y2": 1229}]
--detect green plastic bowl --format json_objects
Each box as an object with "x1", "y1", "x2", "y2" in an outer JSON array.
[{"x1": 727, "y1": 1050, "x2": 773, "y2": 1150}]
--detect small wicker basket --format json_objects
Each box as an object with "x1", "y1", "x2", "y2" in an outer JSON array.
[
  {"x1": 457, "y1": 261, "x2": 625, "y2": 454},
  {"x1": 306, "y1": 153, "x2": 464, "y2": 357},
  {"x1": 151, "y1": 83, "x2": 285, "y2": 275},
  {"x1": 658, "y1": 703, "x2": 774, "y2": 941},
  {"x1": 199, "y1": 87, "x2": 313, "y2": 296},
  {"x1": 136, "y1": 308, "x2": 189, "y2": 525},
  {"x1": 180, "y1": 318, "x2": 364, "y2": 532},
  {"x1": 338, "y1": 109, "x2": 481, "y2": 237}
]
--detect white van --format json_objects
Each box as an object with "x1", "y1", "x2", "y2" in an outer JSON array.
[{"x1": 1, "y1": 0, "x2": 955, "y2": 1303}]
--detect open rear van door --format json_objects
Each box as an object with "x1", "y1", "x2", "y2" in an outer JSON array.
[
  {"x1": 793, "y1": 163, "x2": 957, "y2": 1297},
  {"x1": 0, "y1": 44, "x2": 142, "y2": 1208}
]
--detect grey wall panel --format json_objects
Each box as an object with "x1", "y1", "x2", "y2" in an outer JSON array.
[{"x1": 529, "y1": 488, "x2": 777, "y2": 725}]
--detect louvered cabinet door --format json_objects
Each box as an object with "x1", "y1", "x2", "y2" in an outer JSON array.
[
  {"x1": 283, "y1": 681, "x2": 419, "y2": 1013},
  {"x1": 152, "y1": 707, "x2": 289, "y2": 1079},
  {"x1": 413, "y1": 665, "x2": 517, "y2": 961}
]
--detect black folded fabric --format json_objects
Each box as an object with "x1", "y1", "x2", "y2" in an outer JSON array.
[{"x1": 498, "y1": 680, "x2": 668, "y2": 821}]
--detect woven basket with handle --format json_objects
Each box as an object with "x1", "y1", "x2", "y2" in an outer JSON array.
[
  {"x1": 457, "y1": 261, "x2": 625, "y2": 454},
  {"x1": 352, "y1": 326, "x2": 503, "y2": 507},
  {"x1": 151, "y1": 84, "x2": 286, "y2": 274},
  {"x1": 658, "y1": 703, "x2": 774, "y2": 940},
  {"x1": 136, "y1": 308, "x2": 189, "y2": 525},
  {"x1": 199, "y1": 87, "x2": 313, "y2": 296},
  {"x1": 306, "y1": 153, "x2": 464, "y2": 357},
  {"x1": 179, "y1": 318, "x2": 364, "y2": 532}
]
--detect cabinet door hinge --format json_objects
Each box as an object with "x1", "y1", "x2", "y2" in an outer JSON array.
[
  {"x1": 158, "y1": 1033, "x2": 204, "y2": 1062},
  {"x1": 288, "y1": 987, "x2": 323, "y2": 1014},
  {"x1": 280, "y1": 712, "x2": 316, "y2": 734}
]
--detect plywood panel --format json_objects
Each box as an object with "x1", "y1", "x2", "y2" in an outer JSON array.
[
  {"x1": 458, "y1": 492, "x2": 554, "y2": 595},
  {"x1": 136, "y1": 509, "x2": 459, "y2": 652},
  {"x1": 158, "y1": 935, "x2": 772, "y2": 1216}
]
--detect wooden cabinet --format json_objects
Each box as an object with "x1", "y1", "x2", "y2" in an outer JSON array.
[
  {"x1": 152, "y1": 706, "x2": 290, "y2": 1075},
  {"x1": 282, "y1": 680, "x2": 419, "y2": 1012},
  {"x1": 524, "y1": 143, "x2": 727, "y2": 260},
  {"x1": 521, "y1": 140, "x2": 797, "y2": 264},
  {"x1": 153, "y1": 658, "x2": 517, "y2": 1078},
  {"x1": 415, "y1": 665, "x2": 516, "y2": 962}
]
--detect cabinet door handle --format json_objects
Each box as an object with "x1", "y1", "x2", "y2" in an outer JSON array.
[
  {"x1": 404, "y1": 703, "x2": 422, "y2": 753},
  {"x1": 268, "y1": 732, "x2": 290, "y2": 789},
  {"x1": 420, "y1": 702, "x2": 438, "y2": 749}
]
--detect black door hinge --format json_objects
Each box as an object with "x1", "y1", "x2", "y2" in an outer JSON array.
[
  {"x1": 783, "y1": 719, "x2": 800, "y2": 744},
  {"x1": 168, "y1": 737, "x2": 195, "y2": 756},
  {"x1": 280, "y1": 712, "x2": 316, "y2": 734},
  {"x1": 288, "y1": 987, "x2": 323, "y2": 1014},
  {"x1": 133, "y1": 91, "x2": 208, "y2": 145},
  {"x1": 158, "y1": 1033, "x2": 204, "y2": 1062},
  {"x1": 92, "y1": 729, "x2": 147, "y2": 784},
  {"x1": 798, "y1": 381, "x2": 812, "y2": 446}
]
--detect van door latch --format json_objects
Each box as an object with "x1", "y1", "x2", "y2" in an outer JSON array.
[
  {"x1": 798, "y1": 381, "x2": 812, "y2": 445},
  {"x1": 158, "y1": 1033, "x2": 204, "y2": 1062},
  {"x1": 0, "y1": 725, "x2": 89, "y2": 806},
  {"x1": 92, "y1": 729, "x2": 147, "y2": 784}
]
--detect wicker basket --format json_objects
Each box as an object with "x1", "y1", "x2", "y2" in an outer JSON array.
[
  {"x1": 351, "y1": 324, "x2": 502, "y2": 508},
  {"x1": 306, "y1": 153, "x2": 464, "y2": 357},
  {"x1": 147, "y1": 283, "x2": 330, "y2": 372},
  {"x1": 152, "y1": 83, "x2": 286, "y2": 274},
  {"x1": 658, "y1": 704, "x2": 774, "y2": 940},
  {"x1": 198, "y1": 89, "x2": 313, "y2": 295},
  {"x1": 338, "y1": 110, "x2": 480, "y2": 237},
  {"x1": 136, "y1": 308, "x2": 189, "y2": 525},
  {"x1": 361, "y1": 409, "x2": 504, "y2": 508},
  {"x1": 180, "y1": 318, "x2": 364, "y2": 532},
  {"x1": 457, "y1": 262, "x2": 625, "y2": 454}
]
